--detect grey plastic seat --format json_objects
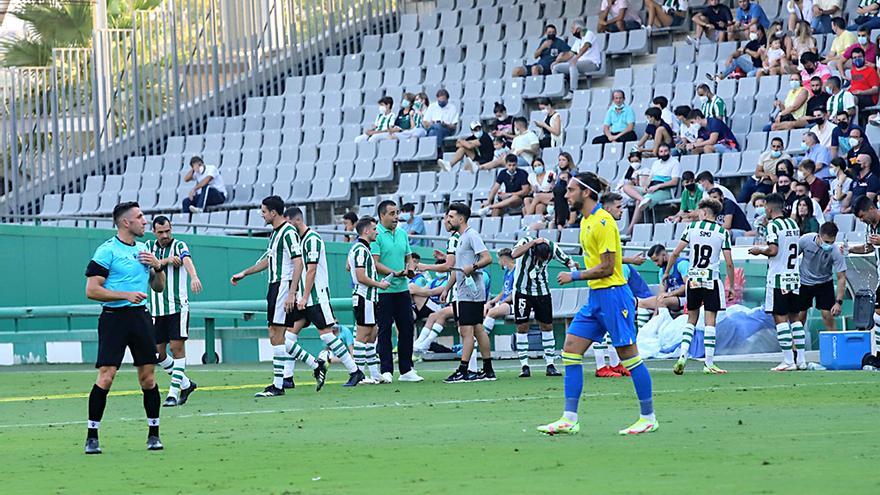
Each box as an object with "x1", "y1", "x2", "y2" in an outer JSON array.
[
  {"x1": 79, "y1": 194, "x2": 99, "y2": 215},
  {"x1": 605, "y1": 31, "x2": 628, "y2": 54},
  {"x1": 420, "y1": 29, "x2": 440, "y2": 48},
  {"x1": 352, "y1": 159, "x2": 373, "y2": 182},
  {"x1": 413, "y1": 137, "x2": 438, "y2": 161},
  {"x1": 326, "y1": 177, "x2": 352, "y2": 201},
  {"x1": 40, "y1": 194, "x2": 63, "y2": 217},
  {"x1": 394, "y1": 138, "x2": 418, "y2": 161},
  {"x1": 370, "y1": 158, "x2": 394, "y2": 181},
  {"x1": 222, "y1": 133, "x2": 243, "y2": 151},
  {"x1": 84, "y1": 176, "x2": 104, "y2": 195},
  {"x1": 397, "y1": 172, "x2": 419, "y2": 195},
  {"x1": 165, "y1": 136, "x2": 185, "y2": 155}
]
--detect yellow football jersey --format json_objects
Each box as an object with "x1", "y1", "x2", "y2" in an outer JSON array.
[{"x1": 579, "y1": 206, "x2": 626, "y2": 290}]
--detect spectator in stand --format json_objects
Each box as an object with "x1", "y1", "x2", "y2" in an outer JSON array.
[
  {"x1": 592, "y1": 89, "x2": 637, "y2": 144},
  {"x1": 825, "y1": 76, "x2": 857, "y2": 121},
  {"x1": 824, "y1": 16, "x2": 856, "y2": 71},
  {"x1": 849, "y1": 153, "x2": 880, "y2": 202},
  {"x1": 395, "y1": 92, "x2": 428, "y2": 139},
  {"x1": 669, "y1": 170, "x2": 702, "y2": 223},
  {"x1": 758, "y1": 30, "x2": 792, "y2": 79},
  {"x1": 510, "y1": 116, "x2": 540, "y2": 166},
  {"x1": 787, "y1": 0, "x2": 813, "y2": 31},
  {"x1": 524, "y1": 157, "x2": 556, "y2": 215},
  {"x1": 635, "y1": 107, "x2": 675, "y2": 157},
  {"x1": 598, "y1": 0, "x2": 643, "y2": 33},
  {"x1": 674, "y1": 105, "x2": 699, "y2": 152},
  {"x1": 788, "y1": 20, "x2": 818, "y2": 65},
  {"x1": 793, "y1": 197, "x2": 820, "y2": 234},
  {"x1": 808, "y1": 107, "x2": 837, "y2": 147},
  {"x1": 389, "y1": 93, "x2": 417, "y2": 139},
  {"x1": 399, "y1": 203, "x2": 426, "y2": 247},
  {"x1": 847, "y1": 47, "x2": 880, "y2": 121},
  {"x1": 766, "y1": 73, "x2": 809, "y2": 131},
  {"x1": 830, "y1": 110, "x2": 859, "y2": 157},
  {"x1": 697, "y1": 84, "x2": 727, "y2": 120},
  {"x1": 551, "y1": 152, "x2": 577, "y2": 228},
  {"x1": 730, "y1": 0, "x2": 771, "y2": 41},
  {"x1": 799, "y1": 52, "x2": 832, "y2": 89},
  {"x1": 798, "y1": 132, "x2": 832, "y2": 174},
  {"x1": 690, "y1": 0, "x2": 734, "y2": 44},
  {"x1": 182, "y1": 156, "x2": 226, "y2": 213},
  {"x1": 687, "y1": 109, "x2": 740, "y2": 154},
  {"x1": 697, "y1": 170, "x2": 736, "y2": 202},
  {"x1": 552, "y1": 20, "x2": 603, "y2": 93},
  {"x1": 653, "y1": 96, "x2": 679, "y2": 134},
  {"x1": 811, "y1": 0, "x2": 842, "y2": 34},
  {"x1": 846, "y1": 127, "x2": 879, "y2": 172},
  {"x1": 355, "y1": 96, "x2": 396, "y2": 143},
  {"x1": 422, "y1": 89, "x2": 460, "y2": 142},
  {"x1": 826, "y1": 157, "x2": 853, "y2": 217},
  {"x1": 794, "y1": 180, "x2": 827, "y2": 225},
  {"x1": 799, "y1": 159, "x2": 831, "y2": 208},
  {"x1": 709, "y1": 187, "x2": 752, "y2": 240},
  {"x1": 342, "y1": 212, "x2": 359, "y2": 243},
  {"x1": 624, "y1": 143, "x2": 681, "y2": 235},
  {"x1": 534, "y1": 98, "x2": 563, "y2": 148},
  {"x1": 512, "y1": 24, "x2": 570, "y2": 77},
  {"x1": 740, "y1": 137, "x2": 789, "y2": 202},
  {"x1": 842, "y1": 28, "x2": 878, "y2": 68},
  {"x1": 848, "y1": 0, "x2": 880, "y2": 31},
  {"x1": 480, "y1": 154, "x2": 532, "y2": 217},
  {"x1": 715, "y1": 24, "x2": 766, "y2": 79},
  {"x1": 619, "y1": 149, "x2": 651, "y2": 206},
  {"x1": 477, "y1": 136, "x2": 511, "y2": 171},
  {"x1": 490, "y1": 102, "x2": 515, "y2": 146},
  {"x1": 644, "y1": 0, "x2": 689, "y2": 32},
  {"x1": 775, "y1": 173, "x2": 798, "y2": 214},
  {"x1": 438, "y1": 121, "x2": 494, "y2": 172}
]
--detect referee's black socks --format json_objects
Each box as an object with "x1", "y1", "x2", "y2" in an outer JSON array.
[
  {"x1": 87, "y1": 384, "x2": 109, "y2": 439},
  {"x1": 483, "y1": 357, "x2": 494, "y2": 373},
  {"x1": 143, "y1": 385, "x2": 161, "y2": 436}
]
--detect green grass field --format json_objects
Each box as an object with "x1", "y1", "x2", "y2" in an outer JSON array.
[{"x1": 1, "y1": 361, "x2": 878, "y2": 494}]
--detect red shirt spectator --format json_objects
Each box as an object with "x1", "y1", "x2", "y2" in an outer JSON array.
[
  {"x1": 843, "y1": 41, "x2": 878, "y2": 62},
  {"x1": 850, "y1": 63, "x2": 880, "y2": 105}
]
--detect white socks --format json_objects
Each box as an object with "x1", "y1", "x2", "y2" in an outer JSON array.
[
  {"x1": 515, "y1": 333, "x2": 529, "y2": 367},
  {"x1": 776, "y1": 322, "x2": 794, "y2": 364},
  {"x1": 272, "y1": 344, "x2": 286, "y2": 388},
  {"x1": 483, "y1": 316, "x2": 496, "y2": 333},
  {"x1": 159, "y1": 355, "x2": 190, "y2": 399},
  {"x1": 284, "y1": 331, "x2": 297, "y2": 377},
  {"x1": 680, "y1": 323, "x2": 695, "y2": 359},
  {"x1": 542, "y1": 331, "x2": 557, "y2": 365},
  {"x1": 704, "y1": 326, "x2": 716, "y2": 367}
]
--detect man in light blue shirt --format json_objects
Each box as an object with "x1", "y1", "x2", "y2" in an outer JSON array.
[
  {"x1": 798, "y1": 131, "x2": 832, "y2": 174},
  {"x1": 399, "y1": 202, "x2": 426, "y2": 247},
  {"x1": 592, "y1": 89, "x2": 637, "y2": 144},
  {"x1": 732, "y1": 0, "x2": 770, "y2": 40}
]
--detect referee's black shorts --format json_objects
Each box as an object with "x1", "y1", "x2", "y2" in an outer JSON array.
[
  {"x1": 96, "y1": 305, "x2": 159, "y2": 368},
  {"x1": 453, "y1": 301, "x2": 485, "y2": 326}
]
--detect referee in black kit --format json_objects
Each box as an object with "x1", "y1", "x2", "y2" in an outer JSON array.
[{"x1": 83, "y1": 202, "x2": 167, "y2": 454}]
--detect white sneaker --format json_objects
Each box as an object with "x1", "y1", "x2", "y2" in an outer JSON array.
[
  {"x1": 379, "y1": 372, "x2": 393, "y2": 383},
  {"x1": 796, "y1": 361, "x2": 808, "y2": 371},
  {"x1": 437, "y1": 159, "x2": 451, "y2": 171},
  {"x1": 638, "y1": 197, "x2": 651, "y2": 208},
  {"x1": 398, "y1": 370, "x2": 424, "y2": 382},
  {"x1": 360, "y1": 377, "x2": 379, "y2": 385},
  {"x1": 771, "y1": 362, "x2": 798, "y2": 372},
  {"x1": 476, "y1": 207, "x2": 490, "y2": 217},
  {"x1": 686, "y1": 35, "x2": 697, "y2": 45},
  {"x1": 188, "y1": 205, "x2": 203, "y2": 214}
]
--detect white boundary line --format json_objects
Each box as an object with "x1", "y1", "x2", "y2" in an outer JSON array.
[{"x1": 1, "y1": 380, "x2": 876, "y2": 430}]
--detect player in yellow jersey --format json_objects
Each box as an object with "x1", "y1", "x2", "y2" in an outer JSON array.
[{"x1": 537, "y1": 172, "x2": 658, "y2": 436}]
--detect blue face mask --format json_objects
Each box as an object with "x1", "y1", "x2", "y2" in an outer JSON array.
[
  {"x1": 820, "y1": 242, "x2": 834, "y2": 252},
  {"x1": 800, "y1": 142, "x2": 809, "y2": 152},
  {"x1": 755, "y1": 206, "x2": 766, "y2": 217},
  {"x1": 771, "y1": 150, "x2": 782, "y2": 158},
  {"x1": 438, "y1": 100, "x2": 448, "y2": 108},
  {"x1": 533, "y1": 165, "x2": 545, "y2": 174},
  {"x1": 474, "y1": 131, "x2": 483, "y2": 139},
  {"x1": 399, "y1": 212, "x2": 411, "y2": 222},
  {"x1": 402, "y1": 100, "x2": 411, "y2": 108},
  {"x1": 854, "y1": 57, "x2": 866, "y2": 68}
]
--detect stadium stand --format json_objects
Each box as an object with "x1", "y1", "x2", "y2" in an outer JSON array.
[{"x1": 29, "y1": 0, "x2": 880, "y2": 252}]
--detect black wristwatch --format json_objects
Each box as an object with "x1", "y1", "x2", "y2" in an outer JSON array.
[{"x1": 836, "y1": 299, "x2": 843, "y2": 305}]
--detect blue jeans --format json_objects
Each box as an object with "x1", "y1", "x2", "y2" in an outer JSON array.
[
  {"x1": 848, "y1": 16, "x2": 880, "y2": 31},
  {"x1": 737, "y1": 177, "x2": 772, "y2": 203},
  {"x1": 426, "y1": 122, "x2": 453, "y2": 141},
  {"x1": 721, "y1": 54, "x2": 757, "y2": 78},
  {"x1": 182, "y1": 187, "x2": 225, "y2": 213},
  {"x1": 714, "y1": 142, "x2": 739, "y2": 154},
  {"x1": 812, "y1": 15, "x2": 833, "y2": 35}
]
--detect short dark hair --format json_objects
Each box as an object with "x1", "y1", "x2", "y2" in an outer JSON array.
[
  {"x1": 800, "y1": 51, "x2": 819, "y2": 65},
  {"x1": 771, "y1": 137, "x2": 784, "y2": 146},
  {"x1": 819, "y1": 222, "x2": 839, "y2": 237},
  {"x1": 152, "y1": 215, "x2": 171, "y2": 228},
  {"x1": 854, "y1": 194, "x2": 877, "y2": 214},
  {"x1": 262, "y1": 195, "x2": 285, "y2": 215},
  {"x1": 831, "y1": 16, "x2": 846, "y2": 30},
  {"x1": 355, "y1": 216, "x2": 376, "y2": 235},
  {"x1": 652, "y1": 95, "x2": 668, "y2": 108},
  {"x1": 601, "y1": 192, "x2": 623, "y2": 204},
  {"x1": 764, "y1": 193, "x2": 785, "y2": 212},
  {"x1": 826, "y1": 76, "x2": 841, "y2": 90},
  {"x1": 342, "y1": 211, "x2": 358, "y2": 224},
  {"x1": 377, "y1": 199, "x2": 397, "y2": 217},
  {"x1": 645, "y1": 107, "x2": 662, "y2": 121},
  {"x1": 190, "y1": 156, "x2": 203, "y2": 166},
  {"x1": 681, "y1": 170, "x2": 695, "y2": 182},
  {"x1": 436, "y1": 88, "x2": 450, "y2": 99},
  {"x1": 647, "y1": 244, "x2": 666, "y2": 257},
  {"x1": 695, "y1": 170, "x2": 715, "y2": 183},
  {"x1": 696, "y1": 83, "x2": 711, "y2": 93},
  {"x1": 698, "y1": 198, "x2": 723, "y2": 217},
  {"x1": 545, "y1": 23, "x2": 557, "y2": 32},
  {"x1": 537, "y1": 97, "x2": 552, "y2": 107},
  {"x1": 687, "y1": 109, "x2": 705, "y2": 120},
  {"x1": 498, "y1": 247, "x2": 513, "y2": 259},
  {"x1": 707, "y1": 187, "x2": 724, "y2": 198},
  {"x1": 505, "y1": 153, "x2": 518, "y2": 164},
  {"x1": 112, "y1": 201, "x2": 140, "y2": 224},
  {"x1": 379, "y1": 96, "x2": 393, "y2": 106},
  {"x1": 831, "y1": 156, "x2": 848, "y2": 169},
  {"x1": 799, "y1": 159, "x2": 816, "y2": 174},
  {"x1": 284, "y1": 206, "x2": 303, "y2": 220},
  {"x1": 447, "y1": 202, "x2": 471, "y2": 219},
  {"x1": 411, "y1": 252, "x2": 422, "y2": 261},
  {"x1": 852, "y1": 46, "x2": 866, "y2": 57},
  {"x1": 673, "y1": 105, "x2": 691, "y2": 118},
  {"x1": 493, "y1": 101, "x2": 507, "y2": 113},
  {"x1": 401, "y1": 202, "x2": 416, "y2": 213},
  {"x1": 532, "y1": 241, "x2": 552, "y2": 261},
  {"x1": 513, "y1": 116, "x2": 528, "y2": 128}
]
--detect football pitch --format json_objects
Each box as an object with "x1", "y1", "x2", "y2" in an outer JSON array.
[{"x1": 1, "y1": 361, "x2": 878, "y2": 494}]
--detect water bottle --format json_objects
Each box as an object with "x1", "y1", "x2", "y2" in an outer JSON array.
[{"x1": 806, "y1": 362, "x2": 826, "y2": 371}]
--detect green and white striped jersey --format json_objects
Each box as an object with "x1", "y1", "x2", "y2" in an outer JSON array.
[
  {"x1": 765, "y1": 217, "x2": 801, "y2": 290},
  {"x1": 701, "y1": 95, "x2": 726, "y2": 119},
  {"x1": 513, "y1": 236, "x2": 573, "y2": 296},
  {"x1": 348, "y1": 239, "x2": 379, "y2": 302},
  {"x1": 299, "y1": 229, "x2": 331, "y2": 306},
  {"x1": 374, "y1": 111, "x2": 395, "y2": 132},
  {"x1": 866, "y1": 220, "x2": 880, "y2": 277},
  {"x1": 680, "y1": 220, "x2": 731, "y2": 287},
  {"x1": 266, "y1": 224, "x2": 301, "y2": 284},
  {"x1": 145, "y1": 238, "x2": 190, "y2": 316}
]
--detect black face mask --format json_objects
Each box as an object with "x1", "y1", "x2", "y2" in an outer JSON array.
[
  {"x1": 659, "y1": 154, "x2": 670, "y2": 161},
  {"x1": 546, "y1": 34, "x2": 556, "y2": 41},
  {"x1": 685, "y1": 183, "x2": 696, "y2": 192},
  {"x1": 778, "y1": 184, "x2": 791, "y2": 194},
  {"x1": 573, "y1": 30, "x2": 582, "y2": 39}
]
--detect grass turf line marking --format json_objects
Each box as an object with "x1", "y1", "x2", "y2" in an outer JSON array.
[{"x1": 0, "y1": 380, "x2": 876, "y2": 430}]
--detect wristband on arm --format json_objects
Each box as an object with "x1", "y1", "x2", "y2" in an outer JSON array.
[{"x1": 570, "y1": 270, "x2": 581, "y2": 281}]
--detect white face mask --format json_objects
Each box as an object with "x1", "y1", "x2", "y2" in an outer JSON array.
[
  {"x1": 850, "y1": 137, "x2": 861, "y2": 148},
  {"x1": 797, "y1": 171, "x2": 805, "y2": 181},
  {"x1": 698, "y1": 95, "x2": 708, "y2": 104},
  {"x1": 789, "y1": 80, "x2": 801, "y2": 89},
  {"x1": 379, "y1": 105, "x2": 387, "y2": 114},
  {"x1": 749, "y1": 32, "x2": 759, "y2": 41}
]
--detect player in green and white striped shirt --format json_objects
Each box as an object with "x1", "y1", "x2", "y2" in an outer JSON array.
[
  {"x1": 749, "y1": 194, "x2": 802, "y2": 372},
  {"x1": 663, "y1": 200, "x2": 735, "y2": 375},
  {"x1": 348, "y1": 217, "x2": 391, "y2": 384},
  {"x1": 231, "y1": 197, "x2": 326, "y2": 398},
  {"x1": 286, "y1": 207, "x2": 364, "y2": 386},
  {"x1": 510, "y1": 236, "x2": 577, "y2": 377},
  {"x1": 145, "y1": 216, "x2": 201, "y2": 407}
]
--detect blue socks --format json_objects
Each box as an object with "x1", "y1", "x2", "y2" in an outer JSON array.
[
  {"x1": 562, "y1": 352, "x2": 583, "y2": 417},
  {"x1": 623, "y1": 355, "x2": 654, "y2": 418}
]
